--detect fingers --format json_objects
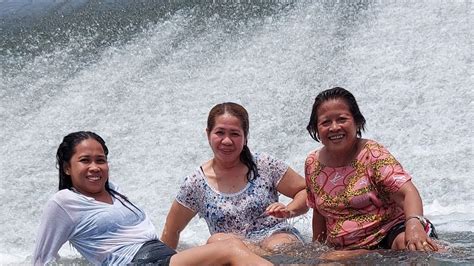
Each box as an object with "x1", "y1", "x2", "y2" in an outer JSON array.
[
  {"x1": 425, "y1": 237, "x2": 438, "y2": 251},
  {"x1": 422, "y1": 241, "x2": 433, "y2": 251},
  {"x1": 265, "y1": 203, "x2": 290, "y2": 218},
  {"x1": 265, "y1": 203, "x2": 286, "y2": 213},
  {"x1": 406, "y1": 238, "x2": 437, "y2": 252},
  {"x1": 406, "y1": 241, "x2": 418, "y2": 251}
]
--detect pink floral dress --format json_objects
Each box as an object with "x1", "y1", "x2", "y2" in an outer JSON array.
[{"x1": 306, "y1": 140, "x2": 411, "y2": 249}]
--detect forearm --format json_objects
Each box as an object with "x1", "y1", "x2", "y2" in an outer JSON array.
[
  {"x1": 403, "y1": 191, "x2": 423, "y2": 217},
  {"x1": 160, "y1": 200, "x2": 196, "y2": 249},
  {"x1": 312, "y1": 209, "x2": 326, "y2": 242},
  {"x1": 160, "y1": 227, "x2": 180, "y2": 249},
  {"x1": 285, "y1": 189, "x2": 309, "y2": 217}
]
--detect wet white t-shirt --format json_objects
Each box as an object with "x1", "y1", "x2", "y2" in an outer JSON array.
[{"x1": 33, "y1": 183, "x2": 157, "y2": 265}]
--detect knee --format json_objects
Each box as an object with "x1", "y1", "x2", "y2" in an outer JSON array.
[
  {"x1": 391, "y1": 232, "x2": 406, "y2": 250},
  {"x1": 261, "y1": 232, "x2": 298, "y2": 251}
]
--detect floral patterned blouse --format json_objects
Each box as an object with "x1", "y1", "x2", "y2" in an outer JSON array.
[
  {"x1": 305, "y1": 140, "x2": 411, "y2": 249},
  {"x1": 176, "y1": 152, "x2": 293, "y2": 240}
]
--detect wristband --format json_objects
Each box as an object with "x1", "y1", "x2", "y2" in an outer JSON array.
[{"x1": 405, "y1": 215, "x2": 428, "y2": 228}]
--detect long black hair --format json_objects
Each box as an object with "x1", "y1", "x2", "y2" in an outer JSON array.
[
  {"x1": 56, "y1": 131, "x2": 142, "y2": 215},
  {"x1": 207, "y1": 102, "x2": 258, "y2": 181},
  {"x1": 306, "y1": 87, "x2": 366, "y2": 142}
]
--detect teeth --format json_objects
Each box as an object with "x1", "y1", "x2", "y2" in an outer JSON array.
[
  {"x1": 88, "y1": 176, "x2": 100, "y2": 181},
  {"x1": 329, "y1": 135, "x2": 343, "y2": 140}
]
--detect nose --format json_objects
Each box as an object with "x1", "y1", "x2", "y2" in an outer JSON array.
[
  {"x1": 89, "y1": 163, "x2": 101, "y2": 172},
  {"x1": 222, "y1": 136, "x2": 232, "y2": 144},
  {"x1": 329, "y1": 121, "x2": 340, "y2": 131}
]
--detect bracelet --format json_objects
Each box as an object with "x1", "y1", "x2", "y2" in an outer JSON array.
[{"x1": 405, "y1": 215, "x2": 428, "y2": 227}]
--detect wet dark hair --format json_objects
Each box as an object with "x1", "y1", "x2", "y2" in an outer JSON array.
[
  {"x1": 57, "y1": 131, "x2": 108, "y2": 190},
  {"x1": 207, "y1": 102, "x2": 258, "y2": 181},
  {"x1": 306, "y1": 87, "x2": 366, "y2": 142},
  {"x1": 56, "y1": 131, "x2": 141, "y2": 215}
]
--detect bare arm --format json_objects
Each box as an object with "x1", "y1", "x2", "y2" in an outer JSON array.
[
  {"x1": 160, "y1": 200, "x2": 196, "y2": 249},
  {"x1": 266, "y1": 167, "x2": 309, "y2": 218},
  {"x1": 391, "y1": 181, "x2": 437, "y2": 251},
  {"x1": 312, "y1": 208, "x2": 327, "y2": 242}
]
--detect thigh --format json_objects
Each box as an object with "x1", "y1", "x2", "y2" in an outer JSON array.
[
  {"x1": 169, "y1": 238, "x2": 272, "y2": 266},
  {"x1": 208, "y1": 233, "x2": 270, "y2": 256},
  {"x1": 207, "y1": 232, "x2": 241, "y2": 244}
]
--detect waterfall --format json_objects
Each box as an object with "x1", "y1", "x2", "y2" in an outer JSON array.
[{"x1": 1, "y1": 0, "x2": 472, "y2": 263}]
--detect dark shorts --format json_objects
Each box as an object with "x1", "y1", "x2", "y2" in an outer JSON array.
[
  {"x1": 377, "y1": 219, "x2": 439, "y2": 249},
  {"x1": 130, "y1": 240, "x2": 177, "y2": 265}
]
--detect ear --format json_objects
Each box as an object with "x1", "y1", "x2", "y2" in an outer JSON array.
[
  {"x1": 206, "y1": 128, "x2": 211, "y2": 145},
  {"x1": 64, "y1": 163, "x2": 71, "y2": 175}
]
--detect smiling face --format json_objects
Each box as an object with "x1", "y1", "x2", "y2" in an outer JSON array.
[
  {"x1": 207, "y1": 113, "x2": 246, "y2": 164},
  {"x1": 65, "y1": 138, "x2": 109, "y2": 198},
  {"x1": 316, "y1": 98, "x2": 359, "y2": 153}
]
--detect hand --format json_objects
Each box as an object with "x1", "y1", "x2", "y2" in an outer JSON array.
[
  {"x1": 405, "y1": 219, "x2": 438, "y2": 251},
  {"x1": 265, "y1": 202, "x2": 292, "y2": 218}
]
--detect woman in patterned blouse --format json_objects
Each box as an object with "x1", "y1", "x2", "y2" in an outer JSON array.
[
  {"x1": 161, "y1": 102, "x2": 308, "y2": 254},
  {"x1": 305, "y1": 87, "x2": 439, "y2": 251}
]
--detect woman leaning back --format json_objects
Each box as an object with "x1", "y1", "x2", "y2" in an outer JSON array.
[
  {"x1": 33, "y1": 131, "x2": 271, "y2": 265},
  {"x1": 161, "y1": 102, "x2": 308, "y2": 254},
  {"x1": 304, "y1": 87, "x2": 439, "y2": 251}
]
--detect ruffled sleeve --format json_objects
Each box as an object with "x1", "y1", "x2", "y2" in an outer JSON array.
[{"x1": 175, "y1": 169, "x2": 205, "y2": 213}]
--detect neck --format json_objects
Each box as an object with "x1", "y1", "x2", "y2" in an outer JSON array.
[
  {"x1": 212, "y1": 158, "x2": 242, "y2": 171},
  {"x1": 209, "y1": 158, "x2": 248, "y2": 182},
  {"x1": 72, "y1": 187, "x2": 112, "y2": 204},
  {"x1": 324, "y1": 139, "x2": 360, "y2": 167}
]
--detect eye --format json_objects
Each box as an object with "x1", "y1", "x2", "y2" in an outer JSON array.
[
  {"x1": 319, "y1": 120, "x2": 331, "y2": 127},
  {"x1": 231, "y1": 132, "x2": 241, "y2": 137},
  {"x1": 79, "y1": 158, "x2": 91, "y2": 163},
  {"x1": 97, "y1": 158, "x2": 107, "y2": 164},
  {"x1": 337, "y1": 117, "x2": 347, "y2": 123}
]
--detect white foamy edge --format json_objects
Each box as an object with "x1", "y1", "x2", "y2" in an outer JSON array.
[{"x1": 424, "y1": 199, "x2": 474, "y2": 232}]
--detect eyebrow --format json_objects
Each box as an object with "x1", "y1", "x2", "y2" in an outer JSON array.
[
  {"x1": 214, "y1": 126, "x2": 242, "y2": 131},
  {"x1": 77, "y1": 154, "x2": 106, "y2": 158}
]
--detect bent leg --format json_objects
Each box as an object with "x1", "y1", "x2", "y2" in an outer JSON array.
[
  {"x1": 320, "y1": 249, "x2": 372, "y2": 261},
  {"x1": 207, "y1": 232, "x2": 241, "y2": 244},
  {"x1": 392, "y1": 232, "x2": 406, "y2": 250},
  {"x1": 170, "y1": 238, "x2": 272, "y2": 266},
  {"x1": 207, "y1": 233, "x2": 271, "y2": 257}
]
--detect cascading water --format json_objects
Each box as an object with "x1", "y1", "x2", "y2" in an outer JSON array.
[{"x1": 1, "y1": 1, "x2": 472, "y2": 264}]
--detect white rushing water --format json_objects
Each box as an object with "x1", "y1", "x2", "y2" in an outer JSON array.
[{"x1": 0, "y1": 0, "x2": 472, "y2": 263}]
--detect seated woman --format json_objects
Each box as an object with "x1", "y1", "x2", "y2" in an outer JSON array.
[
  {"x1": 161, "y1": 102, "x2": 308, "y2": 254},
  {"x1": 33, "y1": 131, "x2": 271, "y2": 265},
  {"x1": 304, "y1": 87, "x2": 439, "y2": 251}
]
